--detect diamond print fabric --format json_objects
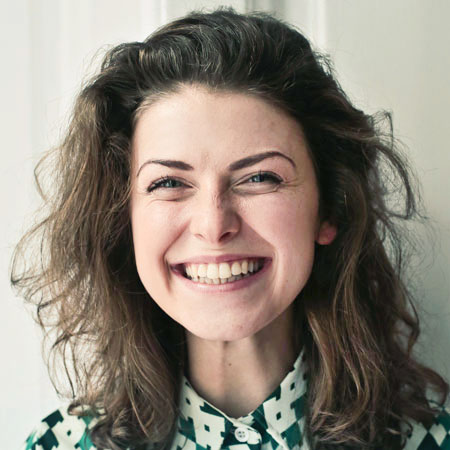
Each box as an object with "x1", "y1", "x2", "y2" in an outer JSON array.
[
  {"x1": 22, "y1": 351, "x2": 450, "y2": 449},
  {"x1": 22, "y1": 408, "x2": 96, "y2": 450},
  {"x1": 405, "y1": 406, "x2": 450, "y2": 450},
  {"x1": 174, "y1": 349, "x2": 309, "y2": 449}
]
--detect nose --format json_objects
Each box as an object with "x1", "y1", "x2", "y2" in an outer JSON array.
[{"x1": 189, "y1": 188, "x2": 240, "y2": 245}]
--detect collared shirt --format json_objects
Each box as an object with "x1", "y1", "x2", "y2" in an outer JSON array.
[
  {"x1": 22, "y1": 351, "x2": 450, "y2": 449},
  {"x1": 170, "y1": 349, "x2": 309, "y2": 449}
]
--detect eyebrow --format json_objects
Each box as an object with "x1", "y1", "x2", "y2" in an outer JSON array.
[{"x1": 136, "y1": 150, "x2": 296, "y2": 177}]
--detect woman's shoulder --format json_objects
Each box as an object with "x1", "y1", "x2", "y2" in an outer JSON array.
[
  {"x1": 22, "y1": 403, "x2": 450, "y2": 450},
  {"x1": 22, "y1": 406, "x2": 98, "y2": 450},
  {"x1": 404, "y1": 404, "x2": 450, "y2": 449}
]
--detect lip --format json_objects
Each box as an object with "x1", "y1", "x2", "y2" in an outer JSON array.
[
  {"x1": 170, "y1": 254, "x2": 269, "y2": 265},
  {"x1": 171, "y1": 258, "x2": 272, "y2": 293}
]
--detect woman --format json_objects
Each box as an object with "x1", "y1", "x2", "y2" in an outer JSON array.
[{"x1": 14, "y1": 7, "x2": 449, "y2": 450}]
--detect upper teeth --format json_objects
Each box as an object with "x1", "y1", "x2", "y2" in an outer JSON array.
[{"x1": 185, "y1": 259, "x2": 262, "y2": 279}]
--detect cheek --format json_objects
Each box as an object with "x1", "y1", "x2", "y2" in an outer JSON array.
[
  {"x1": 247, "y1": 192, "x2": 319, "y2": 250},
  {"x1": 130, "y1": 202, "x2": 181, "y2": 275},
  {"x1": 245, "y1": 192, "x2": 319, "y2": 292}
]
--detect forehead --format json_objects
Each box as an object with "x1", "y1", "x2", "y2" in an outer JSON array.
[{"x1": 131, "y1": 85, "x2": 308, "y2": 167}]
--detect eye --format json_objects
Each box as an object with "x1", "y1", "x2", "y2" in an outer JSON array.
[
  {"x1": 234, "y1": 171, "x2": 283, "y2": 195},
  {"x1": 245, "y1": 171, "x2": 282, "y2": 184},
  {"x1": 147, "y1": 176, "x2": 186, "y2": 193}
]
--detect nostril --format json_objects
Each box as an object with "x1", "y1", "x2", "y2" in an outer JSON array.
[{"x1": 218, "y1": 230, "x2": 237, "y2": 243}]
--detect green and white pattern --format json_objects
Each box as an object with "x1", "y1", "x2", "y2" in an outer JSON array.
[
  {"x1": 22, "y1": 409, "x2": 95, "y2": 449},
  {"x1": 22, "y1": 350, "x2": 450, "y2": 449},
  {"x1": 171, "y1": 350, "x2": 309, "y2": 449}
]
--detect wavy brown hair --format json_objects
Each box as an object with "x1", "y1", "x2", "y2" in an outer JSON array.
[{"x1": 11, "y1": 7, "x2": 448, "y2": 450}]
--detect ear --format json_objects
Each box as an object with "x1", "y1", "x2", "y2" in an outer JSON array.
[{"x1": 316, "y1": 221, "x2": 337, "y2": 245}]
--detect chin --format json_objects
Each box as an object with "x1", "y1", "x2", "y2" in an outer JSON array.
[{"x1": 186, "y1": 319, "x2": 265, "y2": 342}]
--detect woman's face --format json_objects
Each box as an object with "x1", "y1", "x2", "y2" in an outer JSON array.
[{"x1": 130, "y1": 85, "x2": 335, "y2": 341}]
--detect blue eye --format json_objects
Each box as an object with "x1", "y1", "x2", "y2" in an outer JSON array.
[
  {"x1": 147, "y1": 177, "x2": 184, "y2": 193},
  {"x1": 247, "y1": 172, "x2": 282, "y2": 184}
]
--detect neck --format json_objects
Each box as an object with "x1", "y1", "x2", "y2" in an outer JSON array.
[{"x1": 185, "y1": 303, "x2": 300, "y2": 418}]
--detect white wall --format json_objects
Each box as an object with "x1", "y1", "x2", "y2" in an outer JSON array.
[{"x1": 1, "y1": 1, "x2": 449, "y2": 447}]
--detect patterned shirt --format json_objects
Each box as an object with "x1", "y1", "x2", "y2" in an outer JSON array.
[
  {"x1": 170, "y1": 350, "x2": 309, "y2": 449},
  {"x1": 23, "y1": 351, "x2": 450, "y2": 449}
]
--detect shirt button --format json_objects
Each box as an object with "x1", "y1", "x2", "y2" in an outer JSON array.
[{"x1": 234, "y1": 427, "x2": 250, "y2": 442}]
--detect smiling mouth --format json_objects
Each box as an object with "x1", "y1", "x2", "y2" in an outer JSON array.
[{"x1": 173, "y1": 258, "x2": 267, "y2": 285}]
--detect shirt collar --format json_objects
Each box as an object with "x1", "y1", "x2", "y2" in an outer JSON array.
[{"x1": 175, "y1": 349, "x2": 309, "y2": 449}]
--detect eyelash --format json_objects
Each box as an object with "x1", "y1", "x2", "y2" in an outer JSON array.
[
  {"x1": 146, "y1": 171, "x2": 282, "y2": 193},
  {"x1": 246, "y1": 171, "x2": 282, "y2": 184},
  {"x1": 147, "y1": 176, "x2": 184, "y2": 193}
]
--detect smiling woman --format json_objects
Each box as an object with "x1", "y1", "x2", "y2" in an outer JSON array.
[
  {"x1": 130, "y1": 87, "x2": 334, "y2": 347},
  {"x1": 12, "y1": 6, "x2": 449, "y2": 450}
]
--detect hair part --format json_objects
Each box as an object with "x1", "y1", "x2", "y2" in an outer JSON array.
[{"x1": 11, "y1": 6, "x2": 448, "y2": 449}]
